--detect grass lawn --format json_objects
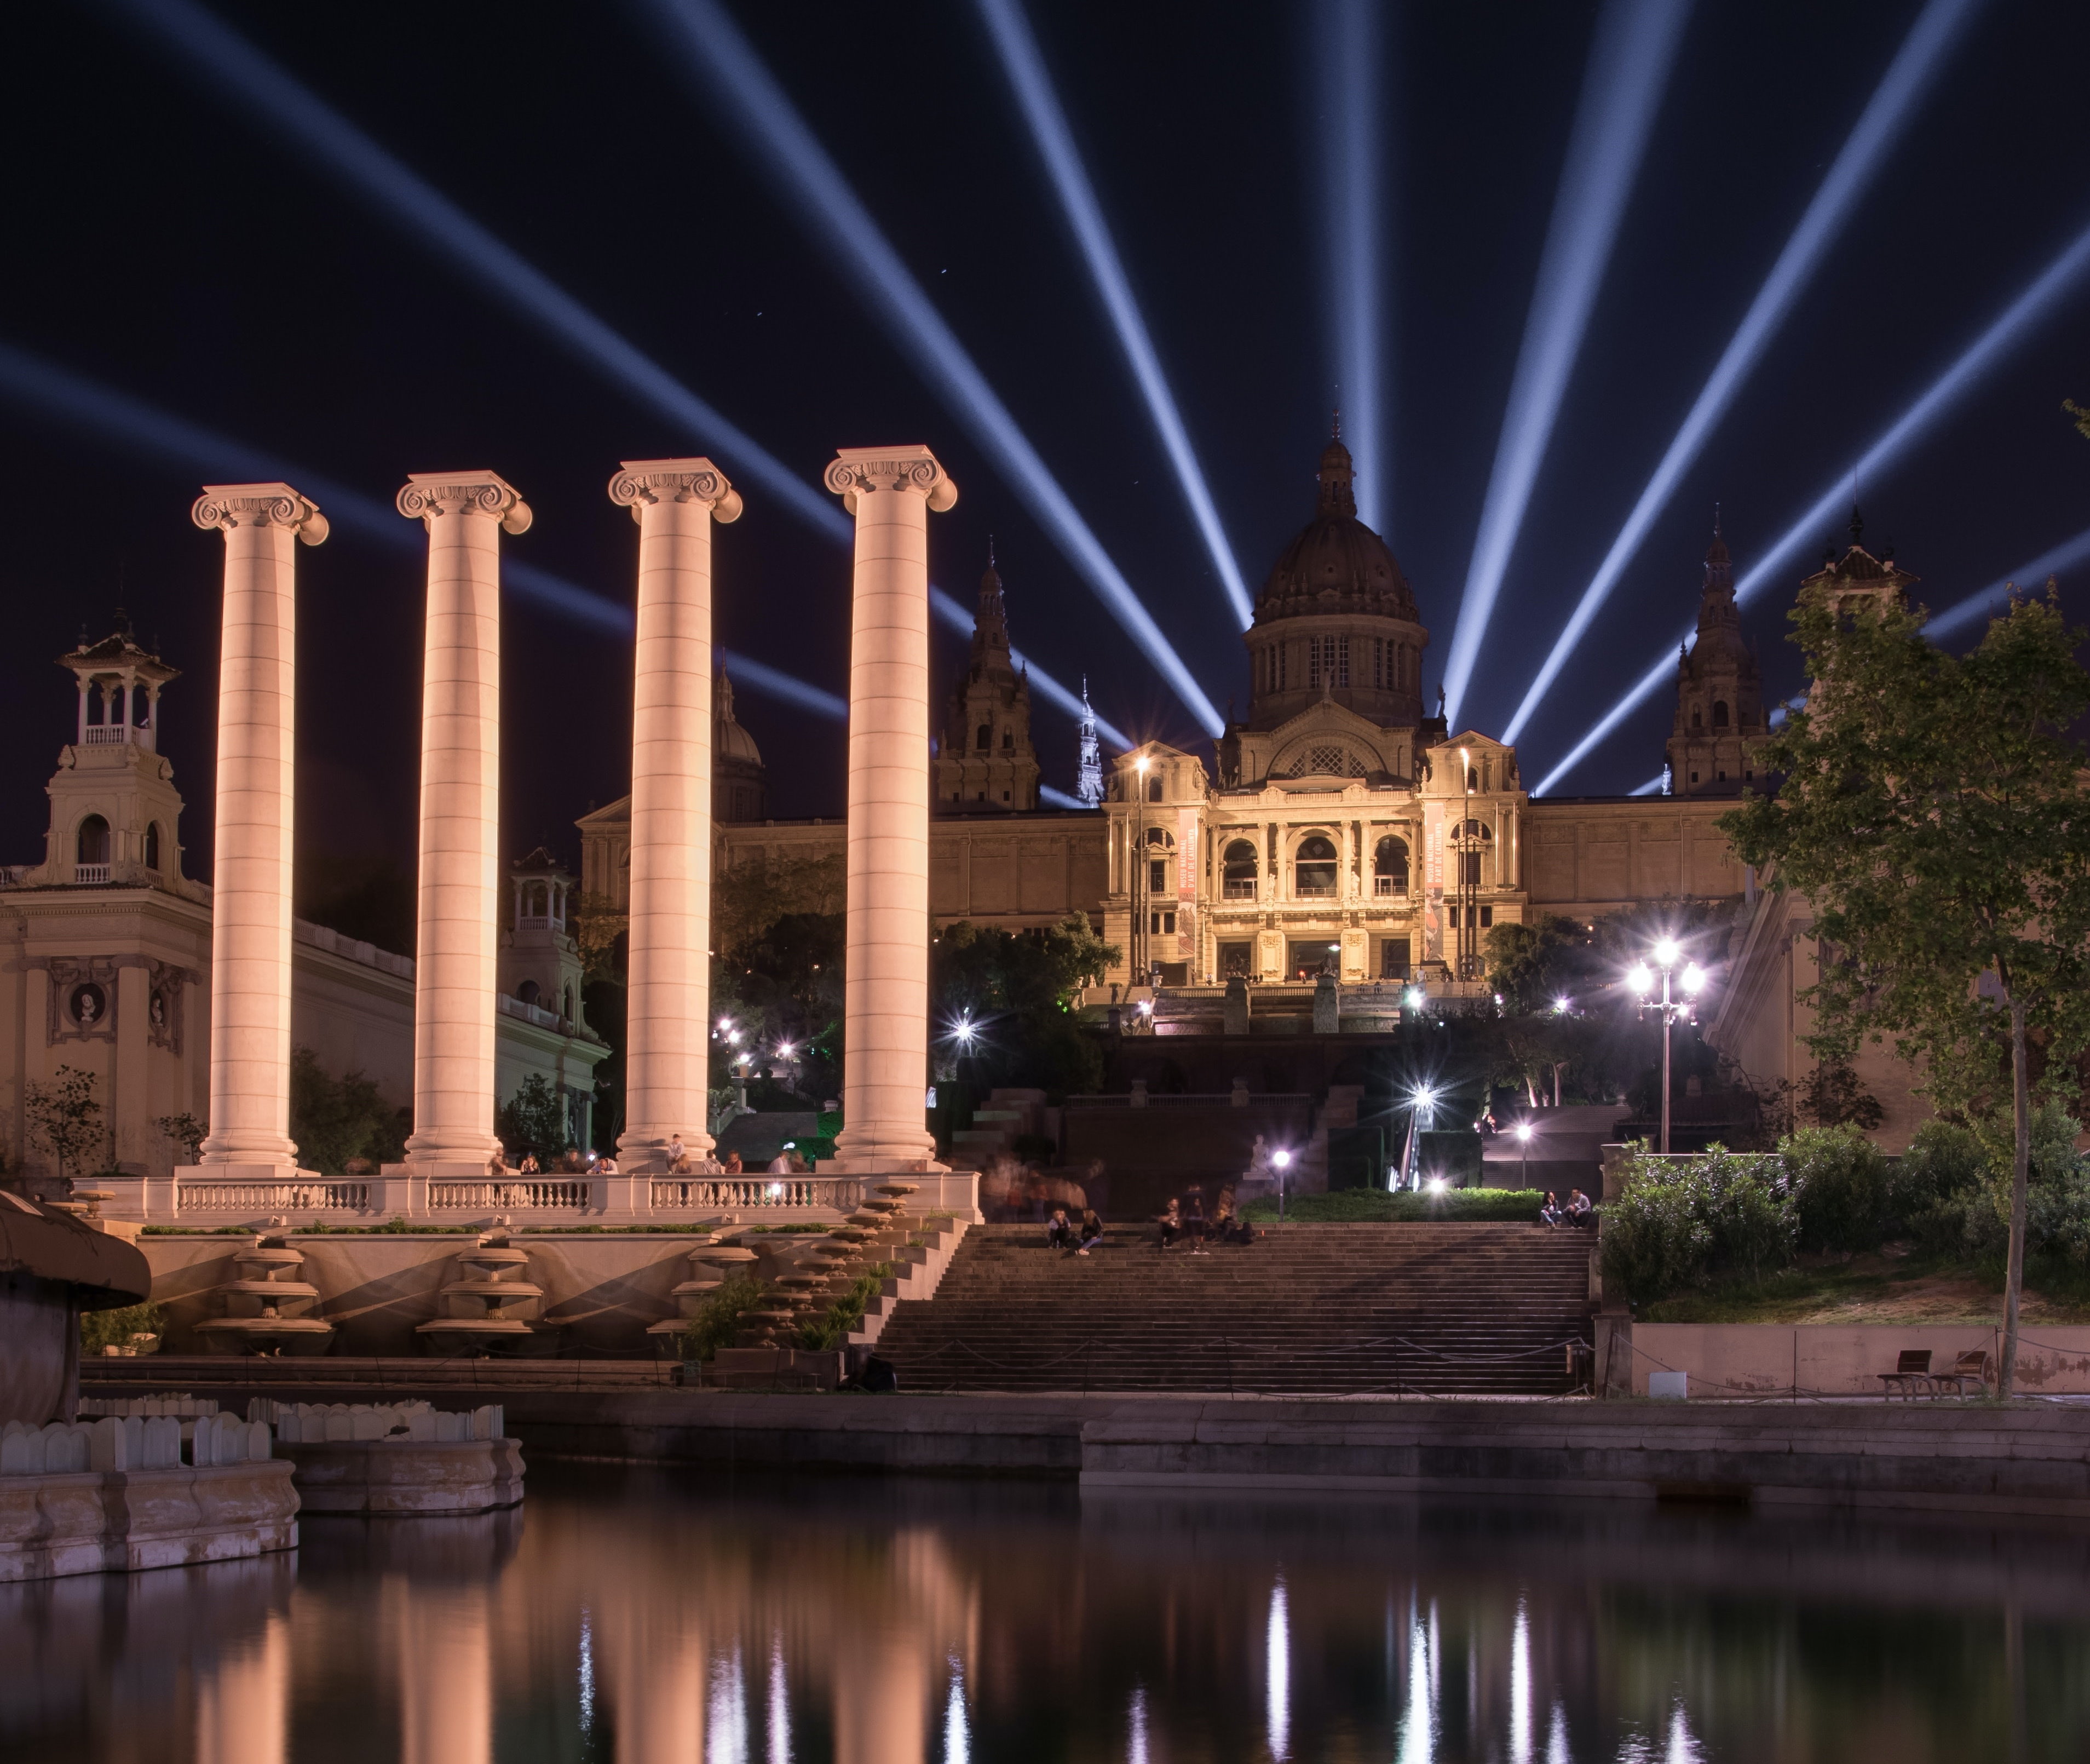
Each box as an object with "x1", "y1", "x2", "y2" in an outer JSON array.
[{"x1": 1638, "y1": 1243, "x2": 2090, "y2": 1325}]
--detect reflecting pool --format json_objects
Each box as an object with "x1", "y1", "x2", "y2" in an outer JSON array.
[{"x1": 7, "y1": 1464, "x2": 2089, "y2": 1761}]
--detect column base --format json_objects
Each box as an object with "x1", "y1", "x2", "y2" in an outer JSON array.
[{"x1": 816, "y1": 1157, "x2": 979, "y2": 1222}]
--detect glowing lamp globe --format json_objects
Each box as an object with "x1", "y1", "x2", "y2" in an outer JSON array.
[
  {"x1": 1628, "y1": 964, "x2": 1653, "y2": 995},
  {"x1": 1272, "y1": 1148, "x2": 1293, "y2": 1170},
  {"x1": 1683, "y1": 964, "x2": 1707, "y2": 995},
  {"x1": 1654, "y1": 938, "x2": 1680, "y2": 967}
]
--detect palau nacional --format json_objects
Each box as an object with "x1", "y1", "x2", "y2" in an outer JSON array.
[{"x1": 0, "y1": 432, "x2": 1920, "y2": 1216}]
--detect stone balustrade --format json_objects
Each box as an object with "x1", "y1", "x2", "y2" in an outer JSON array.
[{"x1": 96, "y1": 1167, "x2": 980, "y2": 1227}]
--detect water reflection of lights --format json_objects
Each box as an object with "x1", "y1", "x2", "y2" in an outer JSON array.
[
  {"x1": 1396, "y1": 1598, "x2": 1435, "y2": 1764},
  {"x1": 1547, "y1": 1700, "x2": 1571, "y2": 1764},
  {"x1": 766, "y1": 1635, "x2": 790, "y2": 1764},
  {"x1": 707, "y1": 1645, "x2": 748, "y2": 1764},
  {"x1": 1266, "y1": 1576, "x2": 1291, "y2": 1761},
  {"x1": 1510, "y1": 1599, "x2": 1532, "y2": 1764},
  {"x1": 577, "y1": 1610, "x2": 595, "y2": 1731},
  {"x1": 1127, "y1": 1686, "x2": 1150, "y2": 1764},
  {"x1": 943, "y1": 1656, "x2": 970, "y2": 1764}
]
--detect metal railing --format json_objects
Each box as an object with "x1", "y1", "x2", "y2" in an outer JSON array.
[
  {"x1": 1222, "y1": 880, "x2": 1257, "y2": 900},
  {"x1": 1373, "y1": 876, "x2": 1406, "y2": 897},
  {"x1": 178, "y1": 1180, "x2": 370, "y2": 1213},
  {"x1": 651, "y1": 1175, "x2": 866, "y2": 1211}
]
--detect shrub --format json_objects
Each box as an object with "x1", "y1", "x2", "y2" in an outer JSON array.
[
  {"x1": 794, "y1": 1262, "x2": 895, "y2": 1351},
  {"x1": 1784, "y1": 1125, "x2": 1896, "y2": 1253},
  {"x1": 683, "y1": 1274, "x2": 769, "y2": 1361},
  {"x1": 1601, "y1": 1146, "x2": 1798, "y2": 1303},
  {"x1": 80, "y1": 1300, "x2": 164, "y2": 1354}
]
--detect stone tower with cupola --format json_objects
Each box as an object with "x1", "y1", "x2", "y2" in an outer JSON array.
[
  {"x1": 1666, "y1": 520, "x2": 1769, "y2": 797},
  {"x1": 28, "y1": 618, "x2": 192, "y2": 892},
  {"x1": 936, "y1": 554, "x2": 1040, "y2": 812}
]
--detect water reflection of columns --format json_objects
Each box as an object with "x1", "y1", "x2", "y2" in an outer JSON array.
[
  {"x1": 194, "y1": 1611, "x2": 289, "y2": 1764},
  {"x1": 393, "y1": 1584, "x2": 493, "y2": 1764},
  {"x1": 598, "y1": 1593, "x2": 706, "y2": 1762},
  {"x1": 829, "y1": 1529, "x2": 977, "y2": 1764}
]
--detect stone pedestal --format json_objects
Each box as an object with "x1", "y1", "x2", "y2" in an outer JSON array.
[
  {"x1": 190, "y1": 484, "x2": 327, "y2": 1173},
  {"x1": 394, "y1": 472, "x2": 532, "y2": 1169},
  {"x1": 822, "y1": 446, "x2": 957, "y2": 1175},
  {"x1": 609, "y1": 458, "x2": 741, "y2": 1171}
]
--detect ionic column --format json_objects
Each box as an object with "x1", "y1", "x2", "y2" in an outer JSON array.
[
  {"x1": 610, "y1": 457, "x2": 742, "y2": 1171},
  {"x1": 824, "y1": 446, "x2": 957, "y2": 1173},
  {"x1": 395, "y1": 472, "x2": 532, "y2": 1170},
  {"x1": 191, "y1": 482, "x2": 329, "y2": 1173}
]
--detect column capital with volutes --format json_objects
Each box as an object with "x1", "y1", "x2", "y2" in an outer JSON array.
[
  {"x1": 396, "y1": 470, "x2": 532, "y2": 534},
  {"x1": 608, "y1": 457, "x2": 742, "y2": 525},
  {"x1": 824, "y1": 445, "x2": 958, "y2": 514},
  {"x1": 191, "y1": 482, "x2": 329, "y2": 545}
]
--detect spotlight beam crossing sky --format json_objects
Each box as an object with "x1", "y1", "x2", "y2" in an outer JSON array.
[
  {"x1": 1534, "y1": 204, "x2": 2090, "y2": 795},
  {"x1": 1314, "y1": 0, "x2": 1386, "y2": 536},
  {"x1": 646, "y1": 0, "x2": 1225, "y2": 738},
  {"x1": 928, "y1": 585, "x2": 1132, "y2": 749},
  {"x1": 1438, "y1": 0, "x2": 1692, "y2": 732},
  {"x1": 118, "y1": 0, "x2": 850, "y2": 546},
  {"x1": 975, "y1": 0, "x2": 1251, "y2": 628},
  {"x1": 1924, "y1": 525, "x2": 2090, "y2": 642},
  {"x1": 1502, "y1": 0, "x2": 1982, "y2": 745}
]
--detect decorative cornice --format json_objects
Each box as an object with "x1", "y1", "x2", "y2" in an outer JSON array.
[
  {"x1": 824, "y1": 445, "x2": 958, "y2": 514},
  {"x1": 191, "y1": 482, "x2": 329, "y2": 547},
  {"x1": 608, "y1": 456, "x2": 742, "y2": 526},
  {"x1": 396, "y1": 470, "x2": 532, "y2": 535}
]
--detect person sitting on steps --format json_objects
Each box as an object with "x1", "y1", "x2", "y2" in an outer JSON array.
[
  {"x1": 1158, "y1": 1197, "x2": 1183, "y2": 1251},
  {"x1": 1185, "y1": 1185, "x2": 1210, "y2": 1256},
  {"x1": 1539, "y1": 1190, "x2": 1563, "y2": 1228},
  {"x1": 1565, "y1": 1188, "x2": 1594, "y2": 1229},
  {"x1": 1045, "y1": 1206, "x2": 1077, "y2": 1251},
  {"x1": 1073, "y1": 1208, "x2": 1106, "y2": 1256}
]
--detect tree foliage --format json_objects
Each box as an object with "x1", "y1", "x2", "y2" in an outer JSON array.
[
  {"x1": 1720, "y1": 583, "x2": 2090, "y2": 1390},
  {"x1": 932, "y1": 913, "x2": 1118, "y2": 1100},
  {"x1": 290, "y1": 1048, "x2": 408, "y2": 1175},
  {"x1": 25, "y1": 1065, "x2": 105, "y2": 1181},
  {"x1": 714, "y1": 853, "x2": 846, "y2": 958},
  {"x1": 496, "y1": 1073, "x2": 573, "y2": 1160}
]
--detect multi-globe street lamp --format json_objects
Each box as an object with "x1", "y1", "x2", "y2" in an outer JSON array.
[{"x1": 1628, "y1": 940, "x2": 1706, "y2": 1154}]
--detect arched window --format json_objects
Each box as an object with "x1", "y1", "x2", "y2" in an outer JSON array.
[
  {"x1": 1712, "y1": 700, "x2": 1730, "y2": 728},
  {"x1": 1690, "y1": 705, "x2": 1703, "y2": 730},
  {"x1": 1467, "y1": 766, "x2": 1479, "y2": 791},
  {"x1": 975, "y1": 723, "x2": 992, "y2": 752},
  {"x1": 517, "y1": 979, "x2": 542, "y2": 1007},
  {"x1": 1294, "y1": 834, "x2": 1338, "y2": 898},
  {"x1": 144, "y1": 821, "x2": 161, "y2": 871},
  {"x1": 76, "y1": 815, "x2": 110, "y2": 866},
  {"x1": 1374, "y1": 835, "x2": 1409, "y2": 897},
  {"x1": 1222, "y1": 838, "x2": 1258, "y2": 900},
  {"x1": 1145, "y1": 825, "x2": 1174, "y2": 895},
  {"x1": 562, "y1": 984, "x2": 575, "y2": 1023},
  {"x1": 1145, "y1": 774, "x2": 1164, "y2": 803}
]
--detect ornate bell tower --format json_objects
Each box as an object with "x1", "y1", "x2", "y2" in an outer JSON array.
[{"x1": 935, "y1": 553, "x2": 1040, "y2": 812}]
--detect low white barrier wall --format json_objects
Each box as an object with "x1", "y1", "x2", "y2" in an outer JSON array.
[{"x1": 1630, "y1": 1324, "x2": 2090, "y2": 1397}]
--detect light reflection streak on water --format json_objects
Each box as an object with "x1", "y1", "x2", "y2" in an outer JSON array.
[
  {"x1": 707, "y1": 1645, "x2": 747, "y2": 1764},
  {"x1": 1395, "y1": 1594, "x2": 1434, "y2": 1764},
  {"x1": 1266, "y1": 1576, "x2": 1291, "y2": 1760},
  {"x1": 1665, "y1": 1699, "x2": 1704, "y2": 1763},
  {"x1": 1548, "y1": 1699, "x2": 1570, "y2": 1764},
  {"x1": 765, "y1": 1633, "x2": 789, "y2": 1764},
  {"x1": 1127, "y1": 1685, "x2": 1150, "y2": 1764},
  {"x1": 576, "y1": 1609, "x2": 595, "y2": 1732},
  {"x1": 1511, "y1": 1598, "x2": 1532, "y2": 1764},
  {"x1": 944, "y1": 1654, "x2": 969, "y2": 1764}
]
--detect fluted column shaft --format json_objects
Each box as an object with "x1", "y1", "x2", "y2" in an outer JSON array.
[
  {"x1": 396, "y1": 472, "x2": 531, "y2": 1167},
  {"x1": 612, "y1": 458, "x2": 741, "y2": 1168},
  {"x1": 192, "y1": 483, "x2": 327, "y2": 1169},
  {"x1": 825, "y1": 447, "x2": 957, "y2": 1169}
]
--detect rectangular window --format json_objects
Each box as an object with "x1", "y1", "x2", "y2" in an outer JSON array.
[
  {"x1": 1337, "y1": 636, "x2": 1350, "y2": 687},
  {"x1": 1149, "y1": 858, "x2": 1170, "y2": 893},
  {"x1": 1308, "y1": 639, "x2": 1321, "y2": 689},
  {"x1": 1480, "y1": 905, "x2": 1493, "y2": 928},
  {"x1": 1149, "y1": 910, "x2": 1176, "y2": 935},
  {"x1": 1277, "y1": 645, "x2": 1288, "y2": 691}
]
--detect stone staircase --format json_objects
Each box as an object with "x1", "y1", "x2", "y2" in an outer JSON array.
[
  {"x1": 947, "y1": 1087, "x2": 1045, "y2": 1170},
  {"x1": 873, "y1": 1222, "x2": 1594, "y2": 1396}
]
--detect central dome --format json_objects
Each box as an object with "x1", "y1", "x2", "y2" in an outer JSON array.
[{"x1": 1255, "y1": 436, "x2": 1418, "y2": 625}]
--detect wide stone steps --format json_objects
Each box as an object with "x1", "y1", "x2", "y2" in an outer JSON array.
[{"x1": 873, "y1": 1223, "x2": 1593, "y2": 1395}]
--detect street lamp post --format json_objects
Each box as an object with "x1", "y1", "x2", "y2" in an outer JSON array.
[
  {"x1": 1273, "y1": 1146, "x2": 1292, "y2": 1222},
  {"x1": 1629, "y1": 940, "x2": 1705, "y2": 1155},
  {"x1": 1515, "y1": 1120, "x2": 1533, "y2": 1188},
  {"x1": 1132, "y1": 754, "x2": 1150, "y2": 988}
]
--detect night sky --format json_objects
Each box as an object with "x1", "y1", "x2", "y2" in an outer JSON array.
[{"x1": 4, "y1": 1, "x2": 2088, "y2": 890}]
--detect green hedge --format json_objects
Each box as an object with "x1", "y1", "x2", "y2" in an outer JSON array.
[{"x1": 1241, "y1": 1187, "x2": 1546, "y2": 1223}]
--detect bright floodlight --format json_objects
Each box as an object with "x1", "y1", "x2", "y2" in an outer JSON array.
[
  {"x1": 977, "y1": 0, "x2": 1250, "y2": 626},
  {"x1": 1138, "y1": 998, "x2": 1155, "y2": 1016},
  {"x1": 124, "y1": 0, "x2": 844, "y2": 542},
  {"x1": 1554, "y1": 995, "x2": 1572, "y2": 1014},
  {"x1": 1273, "y1": 1148, "x2": 1293, "y2": 1170},
  {"x1": 1654, "y1": 939, "x2": 1680, "y2": 967},
  {"x1": 1315, "y1": 0, "x2": 1386, "y2": 531},
  {"x1": 1629, "y1": 964, "x2": 1653, "y2": 995},
  {"x1": 1537, "y1": 203, "x2": 2090, "y2": 795},
  {"x1": 1427, "y1": 1177, "x2": 1448, "y2": 1195},
  {"x1": 1404, "y1": 986, "x2": 1425, "y2": 1010},
  {"x1": 1515, "y1": 1123, "x2": 1534, "y2": 1144},
  {"x1": 1414, "y1": 1087, "x2": 1437, "y2": 1108},
  {"x1": 776, "y1": 1042, "x2": 795, "y2": 1060},
  {"x1": 1683, "y1": 964, "x2": 1706, "y2": 995},
  {"x1": 648, "y1": 0, "x2": 1224, "y2": 736},
  {"x1": 717, "y1": 1018, "x2": 733, "y2": 1033},
  {"x1": 954, "y1": 1016, "x2": 977, "y2": 1043},
  {"x1": 1502, "y1": 0, "x2": 1981, "y2": 745},
  {"x1": 1440, "y1": 0, "x2": 1689, "y2": 729}
]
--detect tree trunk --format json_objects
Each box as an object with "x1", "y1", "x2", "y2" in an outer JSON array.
[
  {"x1": 1525, "y1": 1075, "x2": 1539, "y2": 1107},
  {"x1": 2000, "y1": 997, "x2": 2031, "y2": 1400}
]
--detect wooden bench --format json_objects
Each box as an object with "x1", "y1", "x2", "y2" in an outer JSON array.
[
  {"x1": 1877, "y1": 1349, "x2": 1933, "y2": 1398},
  {"x1": 1931, "y1": 1348, "x2": 1993, "y2": 1397}
]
